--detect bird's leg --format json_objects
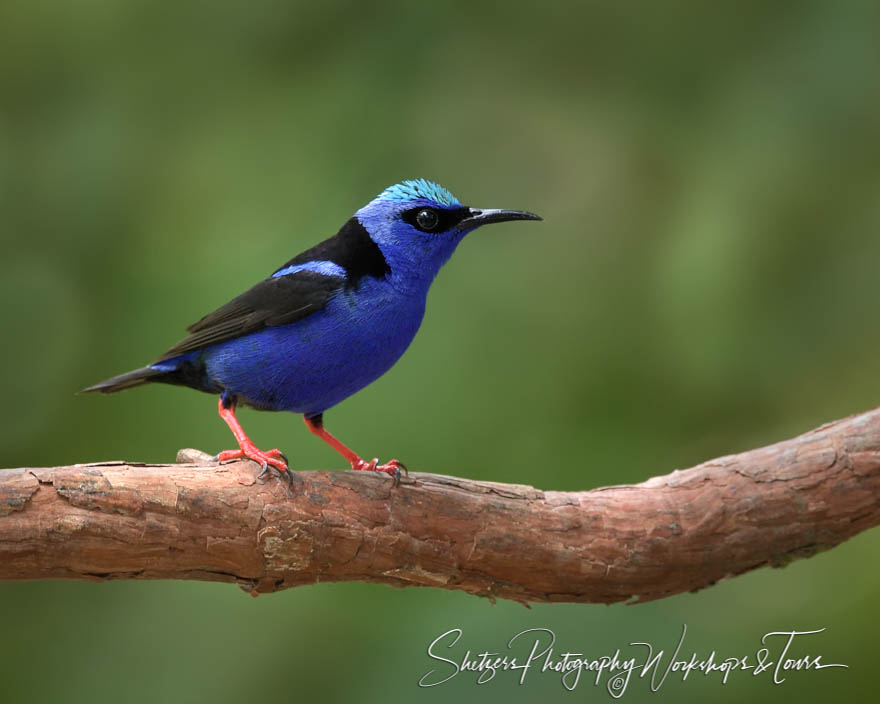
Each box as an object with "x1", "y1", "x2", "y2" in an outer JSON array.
[
  {"x1": 303, "y1": 414, "x2": 406, "y2": 485},
  {"x1": 214, "y1": 395, "x2": 291, "y2": 483}
]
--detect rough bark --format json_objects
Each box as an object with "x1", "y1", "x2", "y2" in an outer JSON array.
[{"x1": 1, "y1": 407, "x2": 879, "y2": 604}]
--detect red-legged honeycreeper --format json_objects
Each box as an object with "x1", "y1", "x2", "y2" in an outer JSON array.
[{"x1": 82, "y1": 179, "x2": 542, "y2": 484}]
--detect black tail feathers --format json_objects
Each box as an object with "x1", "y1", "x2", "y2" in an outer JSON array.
[{"x1": 80, "y1": 366, "x2": 167, "y2": 394}]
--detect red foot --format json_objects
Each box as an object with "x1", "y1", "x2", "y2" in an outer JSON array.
[
  {"x1": 215, "y1": 444, "x2": 289, "y2": 476},
  {"x1": 303, "y1": 415, "x2": 407, "y2": 486},
  {"x1": 215, "y1": 397, "x2": 291, "y2": 484},
  {"x1": 351, "y1": 458, "x2": 407, "y2": 485},
  {"x1": 216, "y1": 445, "x2": 286, "y2": 467}
]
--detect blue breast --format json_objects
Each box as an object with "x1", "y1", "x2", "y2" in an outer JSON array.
[{"x1": 198, "y1": 277, "x2": 426, "y2": 415}]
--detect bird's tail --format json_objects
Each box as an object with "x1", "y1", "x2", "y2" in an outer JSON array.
[{"x1": 80, "y1": 366, "x2": 168, "y2": 394}]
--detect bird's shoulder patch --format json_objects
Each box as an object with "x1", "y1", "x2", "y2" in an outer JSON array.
[
  {"x1": 272, "y1": 260, "x2": 347, "y2": 279},
  {"x1": 274, "y1": 217, "x2": 390, "y2": 286}
]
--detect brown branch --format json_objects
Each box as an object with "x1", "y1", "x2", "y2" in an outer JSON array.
[{"x1": 2, "y1": 407, "x2": 879, "y2": 604}]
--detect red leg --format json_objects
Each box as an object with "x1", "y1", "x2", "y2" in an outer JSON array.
[
  {"x1": 303, "y1": 414, "x2": 405, "y2": 484},
  {"x1": 215, "y1": 397, "x2": 290, "y2": 482}
]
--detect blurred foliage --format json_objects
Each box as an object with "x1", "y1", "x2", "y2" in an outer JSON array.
[{"x1": 1, "y1": 0, "x2": 879, "y2": 702}]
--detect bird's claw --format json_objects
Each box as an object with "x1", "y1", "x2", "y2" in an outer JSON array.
[
  {"x1": 215, "y1": 446, "x2": 292, "y2": 485},
  {"x1": 352, "y1": 458, "x2": 407, "y2": 487}
]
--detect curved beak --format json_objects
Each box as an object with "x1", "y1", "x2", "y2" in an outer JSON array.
[{"x1": 458, "y1": 208, "x2": 542, "y2": 230}]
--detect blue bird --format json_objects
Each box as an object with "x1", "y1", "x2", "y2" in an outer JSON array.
[{"x1": 83, "y1": 179, "x2": 541, "y2": 484}]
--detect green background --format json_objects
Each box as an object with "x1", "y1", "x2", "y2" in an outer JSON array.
[{"x1": 2, "y1": 1, "x2": 878, "y2": 701}]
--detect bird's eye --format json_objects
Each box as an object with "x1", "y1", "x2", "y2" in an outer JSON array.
[{"x1": 415, "y1": 208, "x2": 440, "y2": 231}]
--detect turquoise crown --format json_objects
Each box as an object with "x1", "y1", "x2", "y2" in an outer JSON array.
[{"x1": 377, "y1": 179, "x2": 461, "y2": 208}]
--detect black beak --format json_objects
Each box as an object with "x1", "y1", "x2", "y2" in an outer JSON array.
[{"x1": 458, "y1": 208, "x2": 542, "y2": 230}]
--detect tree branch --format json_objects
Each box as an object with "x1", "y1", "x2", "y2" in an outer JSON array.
[{"x1": 2, "y1": 407, "x2": 879, "y2": 603}]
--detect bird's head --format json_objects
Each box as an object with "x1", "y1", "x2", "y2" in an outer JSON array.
[{"x1": 355, "y1": 179, "x2": 541, "y2": 292}]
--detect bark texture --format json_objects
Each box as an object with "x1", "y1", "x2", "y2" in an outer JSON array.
[{"x1": 2, "y1": 408, "x2": 879, "y2": 603}]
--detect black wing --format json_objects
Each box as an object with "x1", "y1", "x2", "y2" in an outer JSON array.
[{"x1": 157, "y1": 270, "x2": 344, "y2": 361}]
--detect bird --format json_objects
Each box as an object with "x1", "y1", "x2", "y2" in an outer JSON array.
[{"x1": 82, "y1": 179, "x2": 541, "y2": 485}]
